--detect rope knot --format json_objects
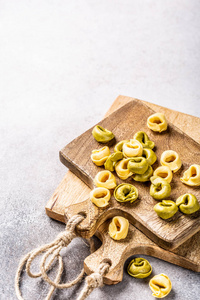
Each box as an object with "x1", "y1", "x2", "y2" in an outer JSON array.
[
  {"x1": 56, "y1": 231, "x2": 74, "y2": 247},
  {"x1": 86, "y1": 272, "x2": 103, "y2": 288}
]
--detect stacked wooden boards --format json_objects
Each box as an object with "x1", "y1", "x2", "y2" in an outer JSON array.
[{"x1": 46, "y1": 95, "x2": 200, "y2": 283}]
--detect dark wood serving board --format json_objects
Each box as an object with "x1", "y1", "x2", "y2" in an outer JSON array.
[{"x1": 60, "y1": 100, "x2": 200, "y2": 250}]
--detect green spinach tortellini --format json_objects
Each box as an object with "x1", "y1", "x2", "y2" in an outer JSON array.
[
  {"x1": 104, "y1": 151, "x2": 124, "y2": 171},
  {"x1": 114, "y1": 183, "x2": 138, "y2": 203},
  {"x1": 154, "y1": 200, "x2": 178, "y2": 219},
  {"x1": 128, "y1": 157, "x2": 149, "y2": 174},
  {"x1": 92, "y1": 125, "x2": 115, "y2": 143},
  {"x1": 133, "y1": 131, "x2": 155, "y2": 149},
  {"x1": 176, "y1": 194, "x2": 200, "y2": 214},
  {"x1": 133, "y1": 165, "x2": 153, "y2": 182},
  {"x1": 127, "y1": 257, "x2": 152, "y2": 278},
  {"x1": 150, "y1": 176, "x2": 171, "y2": 200}
]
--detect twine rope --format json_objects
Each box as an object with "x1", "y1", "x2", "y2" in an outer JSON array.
[
  {"x1": 77, "y1": 261, "x2": 111, "y2": 300},
  {"x1": 15, "y1": 214, "x2": 85, "y2": 300}
]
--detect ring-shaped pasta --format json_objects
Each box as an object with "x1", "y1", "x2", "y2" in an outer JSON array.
[
  {"x1": 133, "y1": 165, "x2": 153, "y2": 182},
  {"x1": 153, "y1": 166, "x2": 173, "y2": 183},
  {"x1": 108, "y1": 216, "x2": 129, "y2": 240},
  {"x1": 122, "y1": 139, "x2": 143, "y2": 158},
  {"x1": 154, "y1": 200, "x2": 178, "y2": 219},
  {"x1": 92, "y1": 125, "x2": 115, "y2": 143},
  {"x1": 104, "y1": 151, "x2": 124, "y2": 172},
  {"x1": 133, "y1": 131, "x2": 155, "y2": 149},
  {"x1": 115, "y1": 158, "x2": 133, "y2": 180},
  {"x1": 114, "y1": 183, "x2": 138, "y2": 203},
  {"x1": 128, "y1": 157, "x2": 149, "y2": 175},
  {"x1": 90, "y1": 187, "x2": 111, "y2": 208},
  {"x1": 127, "y1": 258, "x2": 152, "y2": 278},
  {"x1": 147, "y1": 113, "x2": 168, "y2": 133},
  {"x1": 180, "y1": 164, "x2": 200, "y2": 186},
  {"x1": 149, "y1": 273, "x2": 172, "y2": 298},
  {"x1": 176, "y1": 193, "x2": 200, "y2": 214},
  {"x1": 142, "y1": 148, "x2": 157, "y2": 165},
  {"x1": 91, "y1": 146, "x2": 110, "y2": 166},
  {"x1": 150, "y1": 176, "x2": 171, "y2": 200},
  {"x1": 160, "y1": 150, "x2": 182, "y2": 173},
  {"x1": 94, "y1": 170, "x2": 117, "y2": 189},
  {"x1": 114, "y1": 140, "x2": 129, "y2": 152}
]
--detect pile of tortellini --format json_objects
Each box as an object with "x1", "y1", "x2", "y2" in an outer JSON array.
[
  {"x1": 127, "y1": 257, "x2": 172, "y2": 298},
  {"x1": 90, "y1": 112, "x2": 200, "y2": 224}
]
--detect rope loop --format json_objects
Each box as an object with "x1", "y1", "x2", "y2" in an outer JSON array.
[{"x1": 15, "y1": 214, "x2": 85, "y2": 300}]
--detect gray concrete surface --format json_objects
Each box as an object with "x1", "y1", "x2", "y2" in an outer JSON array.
[{"x1": 0, "y1": 0, "x2": 200, "y2": 299}]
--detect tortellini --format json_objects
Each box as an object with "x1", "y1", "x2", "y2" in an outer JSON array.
[
  {"x1": 91, "y1": 146, "x2": 110, "y2": 166},
  {"x1": 149, "y1": 273, "x2": 172, "y2": 298},
  {"x1": 153, "y1": 166, "x2": 173, "y2": 183},
  {"x1": 94, "y1": 170, "x2": 117, "y2": 189},
  {"x1": 127, "y1": 257, "x2": 152, "y2": 278},
  {"x1": 160, "y1": 150, "x2": 182, "y2": 173},
  {"x1": 90, "y1": 187, "x2": 111, "y2": 208},
  {"x1": 133, "y1": 131, "x2": 155, "y2": 149},
  {"x1": 180, "y1": 164, "x2": 200, "y2": 186},
  {"x1": 150, "y1": 176, "x2": 171, "y2": 200},
  {"x1": 122, "y1": 139, "x2": 143, "y2": 158},
  {"x1": 114, "y1": 140, "x2": 129, "y2": 152},
  {"x1": 133, "y1": 165, "x2": 153, "y2": 182},
  {"x1": 92, "y1": 125, "x2": 114, "y2": 143},
  {"x1": 176, "y1": 194, "x2": 200, "y2": 214},
  {"x1": 115, "y1": 158, "x2": 133, "y2": 180},
  {"x1": 128, "y1": 157, "x2": 149, "y2": 174},
  {"x1": 104, "y1": 151, "x2": 124, "y2": 172},
  {"x1": 147, "y1": 113, "x2": 168, "y2": 133},
  {"x1": 114, "y1": 183, "x2": 138, "y2": 203},
  {"x1": 142, "y1": 148, "x2": 157, "y2": 165},
  {"x1": 108, "y1": 216, "x2": 129, "y2": 240},
  {"x1": 154, "y1": 200, "x2": 178, "y2": 219}
]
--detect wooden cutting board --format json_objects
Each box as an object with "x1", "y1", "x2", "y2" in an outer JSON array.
[
  {"x1": 45, "y1": 95, "x2": 200, "y2": 282},
  {"x1": 59, "y1": 99, "x2": 200, "y2": 250}
]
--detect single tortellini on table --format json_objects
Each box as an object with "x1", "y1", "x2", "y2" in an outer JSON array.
[
  {"x1": 128, "y1": 157, "x2": 149, "y2": 174},
  {"x1": 91, "y1": 146, "x2": 110, "y2": 166},
  {"x1": 153, "y1": 166, "x2": 173, "y2": 183},
  {"x1": 114, "y1": 140, "x2": 129, "y2": 152},
  {"x1": 133, "y1": 165, "x2": 153, "y2": 182},
  {"x1": 142, "y1": 148, "x2": 157, "y2": 165},
  {"x1": 180, "y1": 164, "x2": 200, "y2": 186},
  {"x1": 176, "y1": 193, "x2": 200, "y2": 214},
  {"x1": 104, "y1": 151, "x2": 124, "y2": 172},
  {"x1": 122, "y1": 139, "x2": 143, "y2": 158},
  {"x1": 114, "y1": 183, "x2": 138, "y2": 203},
  {"x1": 133, "y1": 131, "x2": 155, "y2": 149},
  {"x1": 154, "y1": 200, "x2": 178, "y2": 219},
  {"x1": 160, "y1": 150, "x2": 182, "y2": 173},
  {"x1": 94, "y1": 170, "x2": 117, "y2": 189},
  {"x1": 147, "y1": 113, "x2": 168, "y2": 133},
  {"x1": 92, "y1": 125, "x2": 115, "y2": 143},
  {"x1": 127, "y1": 257, "x2": 152, "y2": 278},
  {"x1": 150, "y1": 176, "x2": 171, "y2": 200},
  {"x1": 90, "y1": 187, "x2": 111, "y2": 208},
  {"x1": 149, "y1": 273, "x2": 172, "y2": 298},
  {"x1": 115, "y1": 158, "x2": 133, "y2": 180},
  {"x1": 108, "y1": 216, "x2": 129, "y2": 240}
]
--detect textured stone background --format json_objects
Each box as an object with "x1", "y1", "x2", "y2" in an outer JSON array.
[{"x1": 0, "y1": 0, "x2": 200, "y2": 299}]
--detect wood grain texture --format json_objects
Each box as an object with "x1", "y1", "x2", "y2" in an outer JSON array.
[
  {"x1": 84, "y1": 220, "x2": 200, "y2": 285},
  {"x1": 60, "y1": 99, "x2": 200, "y2": 250}
]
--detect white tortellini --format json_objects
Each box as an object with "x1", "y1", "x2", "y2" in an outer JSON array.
[
  {"x1": 147, "y1": 113, "x2": 168, "y2": 133},
  {"x1": 115, "y1": 158, "x2": 133, "y2": 180},
  {"x1": 149, "y1": 273, "x2": 172, "y2": 298},
  {"x1": 108, "y1": 216, "x2": 129, "y2": 240},
  {"x1": 180, "y1": 164, "x2": 200, "y2": 186},
  {"x1": 90, "y1": 187, "x2": 110, "y2": 208},
  {"x1": 93, "y1": 170, "x2": 117, "y2": 189},
  {"x1": 122, "y1": 139, "x2": 143, "y2": 158},
  {"x1": 153, "y1": 166, "x2": 173, "y2": 183},
  {"x1": 160, "y1": 150, "x2": 182, "y2": 173},
  {"x1": 91, "y1": 146, "x2": 110, "y2": 166}
]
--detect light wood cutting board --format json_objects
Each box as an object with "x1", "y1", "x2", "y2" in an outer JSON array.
[
  {"x1": 45, "y1": 95, "x2": 200, "y2": 282},
  {"x1": 59, "y1": 99, "x2": 200, "y2": 250}
]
